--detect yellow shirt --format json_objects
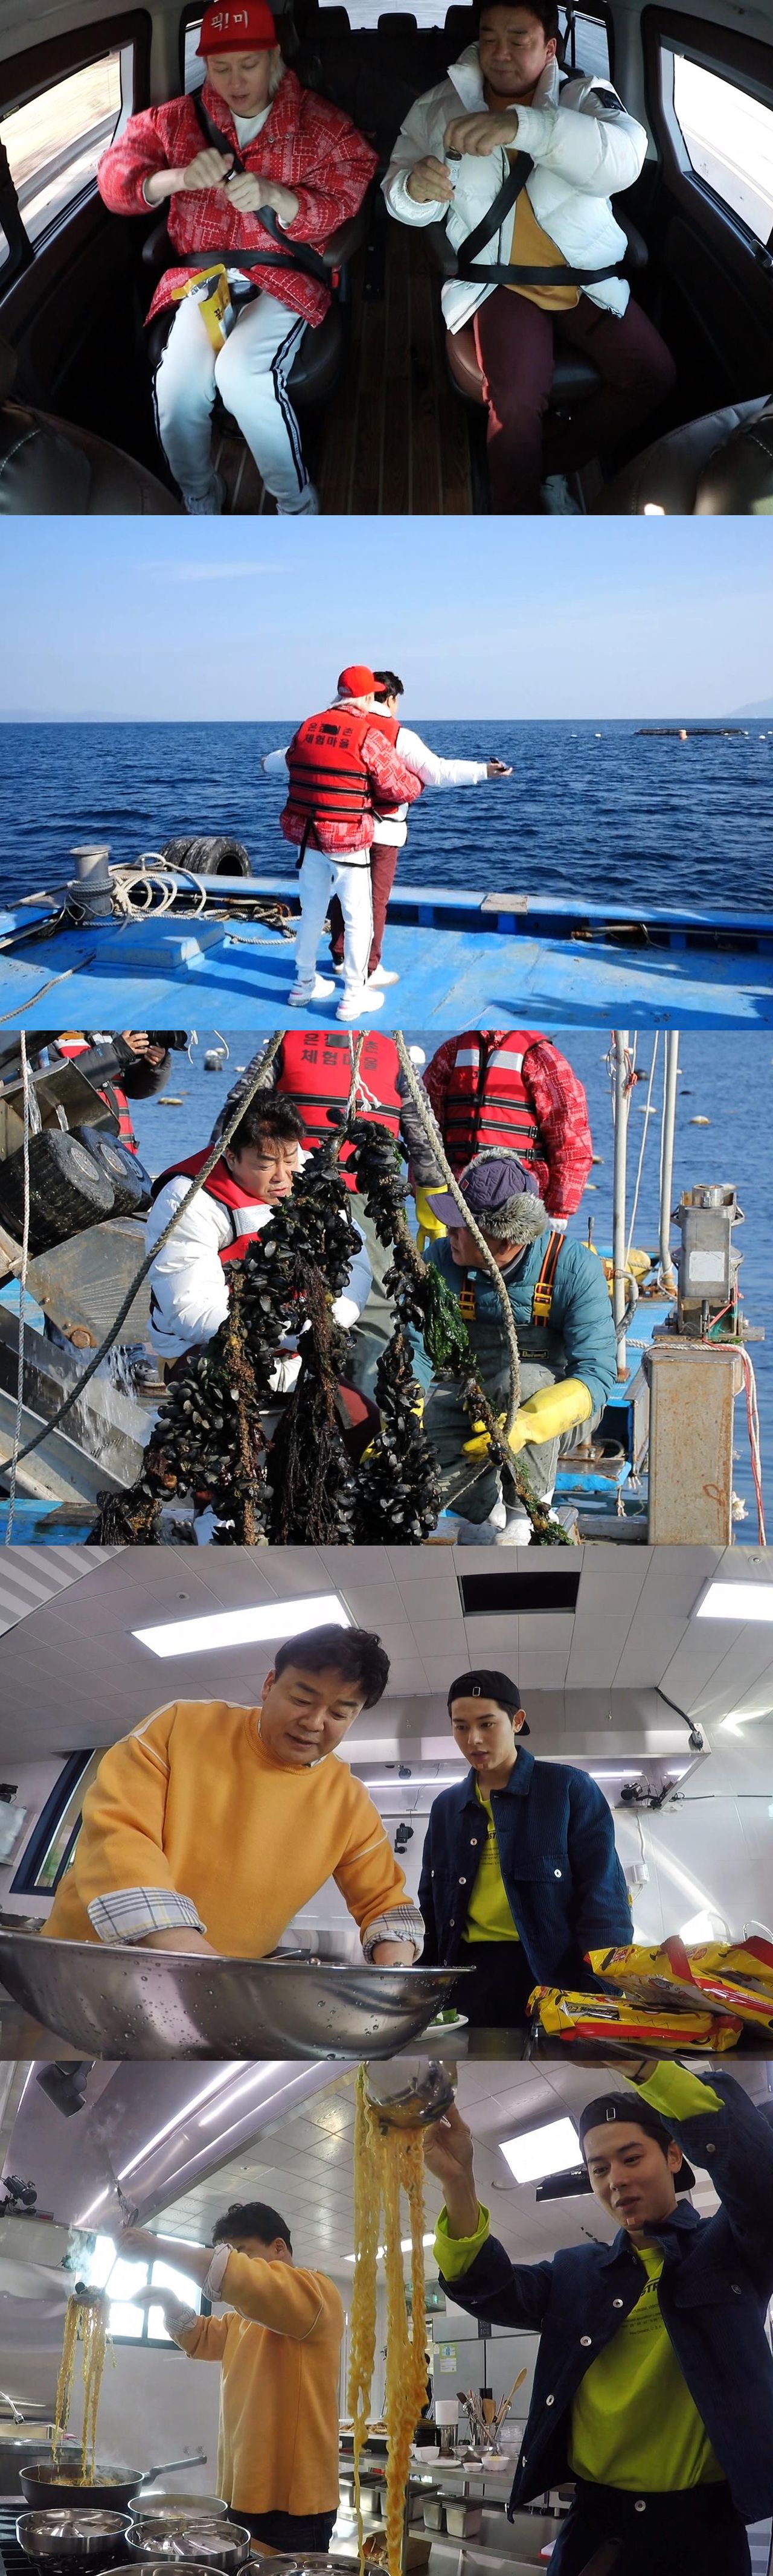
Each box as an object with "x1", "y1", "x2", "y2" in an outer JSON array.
[
  {"x1": 568, "y1": 2241, "x2": 725, "y2": 2490},
  {"x1": 463, "y1": 1780, "x2": 520, "y2": 1944},
  {"x1": 507, "y1": 170, "x2": 580, "y2": 310},
  {"x1": 43, "y1": 1699, "x2": 408, "y2": 1955},
  {"x1": 176, "y1": 2250, "x2": 344, "y2": 2514}
]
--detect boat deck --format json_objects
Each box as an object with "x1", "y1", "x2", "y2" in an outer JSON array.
[{"x1": 1, "y1": 881, "x2": 772, "y2": 1027}]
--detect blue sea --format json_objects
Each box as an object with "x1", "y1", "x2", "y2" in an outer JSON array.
[
  {"x1": 3, "y1": 717, "x2": 773, "y2": 909},
  {"x1": 130, "y1": 1030, "x2": 773, "y2": 1532}
]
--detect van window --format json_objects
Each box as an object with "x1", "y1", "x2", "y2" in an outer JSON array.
[
  {"x1": 560, "y1": 11, "x2": 611, "y2": 80},
  {"x1": 184, "y1": 18, "x2": 205, "y2": 89},
  {"x1": 669, "y1": 53, "x2": 773, "y2": 247},
  {"x1": 1, "y1": 48, "x2": 127, "y2": 246}
]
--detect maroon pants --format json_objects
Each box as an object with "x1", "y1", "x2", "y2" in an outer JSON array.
[
  {"x1": 474, "y1": 288, "x2": 677, "y2": 514},
  {"x1": 329, "y1": 841, "x2": 400, "y2": 972}
]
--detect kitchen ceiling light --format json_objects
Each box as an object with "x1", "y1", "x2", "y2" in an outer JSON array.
[
  {"x1": 499, "y1": 2117, "x2": 580, "y2": 2185},
  {"x1": 197, "y1": 2063, "x2": 285, "y2": 2125},
  {"x1": 695, "y1": 1581, "x2": 773, "y2": 1623},
  {"x1": 132, "y1": 1595, "x2": 350, "y2": 1657}
]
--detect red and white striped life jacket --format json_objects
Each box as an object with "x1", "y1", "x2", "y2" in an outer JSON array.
[
  {"x1": 441, "y1": 1031, "x2": 547, "y2": 1177},
  {"x1": 276, "y1": 1031, "x2": 402, "y2": 1193}
]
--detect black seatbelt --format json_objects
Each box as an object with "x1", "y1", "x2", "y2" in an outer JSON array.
[
  {"x1": 454, "y1": 143, "x2": 623, "y2": 287},
  {"x1": 187, "y1": 86, "x2": 332, "y2": 286}
]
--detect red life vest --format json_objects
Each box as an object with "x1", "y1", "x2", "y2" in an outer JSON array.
[
  {"x1": 441, "y1": 1031, "x2": 548, "y2": 1176},
  {"x1": 55, "y1": 1035, "x2": 137, "y2": 1154},
  {"x1": 150, "y1": 1149, "x2": 264, "y2": 1269},
  {"x1": 276, "y1": 1031, "x2": 401, "y2": 1193},
  {"x1": 284, "y1": 708, "x2": 374, "y2": 848}
]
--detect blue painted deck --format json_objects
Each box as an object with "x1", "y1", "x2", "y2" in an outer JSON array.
[{"x1": 1, "y1": 877, "x2": 773, "y2": 1027}]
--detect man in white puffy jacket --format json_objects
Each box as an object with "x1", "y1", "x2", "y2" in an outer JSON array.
[
  {"x1": 144, "y1": 1093, "x2": 371, "y2": 1374},
  {"x1": 383, "y1": 0, "x2": 676, "y2": 512}
]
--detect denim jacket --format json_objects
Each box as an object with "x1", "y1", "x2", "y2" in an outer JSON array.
[
  {"x1": 437, "y1": 2072, "x2": 773, "y2": 2522},
  {"x1": 418, "y1": 1750, "x2": 631, "y2": 1984}
]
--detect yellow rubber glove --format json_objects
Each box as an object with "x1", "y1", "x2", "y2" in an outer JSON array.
[
  {"x1": 415, "y1": 1186, "x2": 448, "y2": 1245},
  {"x1": 508, "y1": 1378, "x2": 594, "y2": 1453},
  {"x1": 463, "y1": 1379, "x2": 594, "y2": 1459}
]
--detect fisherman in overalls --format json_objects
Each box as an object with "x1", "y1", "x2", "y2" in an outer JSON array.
[{"x1": 419, "y1": 1147, "x2": 617, "y2": 1541}]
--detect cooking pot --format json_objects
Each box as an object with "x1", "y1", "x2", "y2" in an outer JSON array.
[
  {"x1": 126, "y1": 2523, "x2": 250, "y2": 2569},
  {"x1": 20, "y1": 2459, "x2": 207, "y2": 2514},
  {"x1": 0, "y1": 2438, "x2": 80, "y2": 2495},
  {"x1": 17, "y1": 2510, "x2": 130, "y2": 2560},
  {"x1": 129, "y1": 2504, "x2": 227, "y2": 2522}
]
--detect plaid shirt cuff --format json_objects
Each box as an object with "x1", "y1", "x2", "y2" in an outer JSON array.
[
  {"x1": 361, "y1": 1904, "x2": 424, "y2": 1961},
  {"x1": 165, "y1": 2301, "x2": 199, "y2": 2340},
  {"x1": 202, "y1": 2245, "x2": 230, "y2": 2300},
  {"x1": 87, "y1": 1889, "x2": 207, "y2": 1944}
]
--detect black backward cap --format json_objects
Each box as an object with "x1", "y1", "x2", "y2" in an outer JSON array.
[
  {"x1": 447, "y1": 1670, "x2": 530, "y2": 1737},
  {"x1": 579, "y1": 2094, "x2": 696, "y2": 2191}
]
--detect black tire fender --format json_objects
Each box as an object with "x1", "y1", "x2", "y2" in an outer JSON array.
[
  {"x1": 160, "y1": 836, "x2": 252, "y2": 877},
  {"x1": 0, "y1": 1129, "x2": 115, "y2": 1255}
]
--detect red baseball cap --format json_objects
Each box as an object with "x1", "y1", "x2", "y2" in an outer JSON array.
[
  {"x1": 338, "y1": 664, "x2": 376, "y2": 696},
  {"x1": 197, "y1": 2, "x2": 277, "y2": 53}
]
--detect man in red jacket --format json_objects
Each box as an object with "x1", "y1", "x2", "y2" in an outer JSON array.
[
  {"x1": 279, "y1": 664, "x2": 423, "y2": 1020},
  {"x1": 97, "y1": 0, "x2": 376, "y2": 515},
  {"x1": 407, "y1": 1030, "x2": 594, "y2": 1238}
]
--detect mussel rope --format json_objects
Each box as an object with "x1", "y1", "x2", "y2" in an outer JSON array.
[
  {"x1": 394, "y1": 1033, "x2": 522, "y2": 1437},
  {"x1": 3, "y1": 1030, "x2": 285, "y2": 1478}
]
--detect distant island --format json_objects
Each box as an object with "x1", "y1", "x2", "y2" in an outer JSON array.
[{"x1": 636, "y1": 726, "x2": 746, "y2": 739}]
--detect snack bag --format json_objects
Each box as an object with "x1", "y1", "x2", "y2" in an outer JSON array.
[
  {"x1": 690, "y1": 1938, "x2": 773, "y2": 1996},
  {"x1": 586, "y1": 1939, "x2": 704, "y2": 2009},
  {"x1": 528, "y1": 1984, "x2": 742, "y2": 2054},
  {"x1": 587, "y1": 1938, "x2": 773, "y2": 2033}
]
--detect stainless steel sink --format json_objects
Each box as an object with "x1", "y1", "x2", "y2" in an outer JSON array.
[{"x1": 0, "y1": 1930, "x2": 469, "y2": 2059}]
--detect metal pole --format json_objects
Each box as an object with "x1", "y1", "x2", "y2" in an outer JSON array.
[
  {"x1": 659, "y1": 1031, "x2": 679, "y2": 1295},
  {"x1": 612, "y1": 1033, "x2": 630, "y2": 1376}
]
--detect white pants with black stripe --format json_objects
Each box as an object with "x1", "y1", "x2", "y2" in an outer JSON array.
[
  {"x1": 293, "y1": 850, "x2": 373, "y2": 1001},
  {"x1": 152, "y1": 288, "x2": 311, "y2": 511}
]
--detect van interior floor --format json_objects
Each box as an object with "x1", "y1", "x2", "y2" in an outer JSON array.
[{"x1": 212, "y1": 222, "x2": 475, "y2": 513}]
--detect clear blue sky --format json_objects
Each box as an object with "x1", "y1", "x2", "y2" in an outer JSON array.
[{"x1": 2, "y1": 518, "x2": 771, "y2": 720}]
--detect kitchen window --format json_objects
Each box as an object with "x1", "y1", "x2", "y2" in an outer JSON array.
[
  {"x1": 11, "y1": 1751, "x2": 100, "y2": 1895},
  {"x1": 88, "y1": 2238, "x2": 204, "y2": 2345},
  {"x1": 666, "y1": 49, "x2": 773, "y2": 247}
]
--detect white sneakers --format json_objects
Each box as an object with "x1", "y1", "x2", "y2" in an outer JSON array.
[
  {"x1": 287, "y1": 973, "x2": 336, "y2": 1005},
  {"x1": 182, "y1": 470, "x2": 226, "y2": 514},
  {"x1": 437, "y1": 1500, "x2": 534, "y2": 1545},
  {"x1": 336, "y1": 986, "x2": 385, "y2": 1020},
  {"x1": 281, "y1": 481, "x2": 319, "y2": 515},
  {"x1": 331, "y1": 963, "x2": 399, "y2": 986},
  {"x1": 541, "y1": 474, "x2": 582, "y2": 515}
]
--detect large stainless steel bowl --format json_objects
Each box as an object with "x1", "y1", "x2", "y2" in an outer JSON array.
[
  {"x1": 128, "y1": 2504, "x2": 228, "y2": 2523},
  {"x1": 0, "y1": 1932, "x2": 467, "y2": 2059},
  {"x1": 126, "y1": 2523, "x2": 250, "y2": 2570},
  {"x1": 17, "y1": 2511, "x2": 131, "y2": 2559}
]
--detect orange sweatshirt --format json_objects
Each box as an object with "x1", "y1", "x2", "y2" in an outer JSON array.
[
  {"x1": 175, "y1": 2251, "x2": 344, "y2": 2514},
  {"x1": 43, "y1": 1700, "x2": 410, "y2": 1954}
]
